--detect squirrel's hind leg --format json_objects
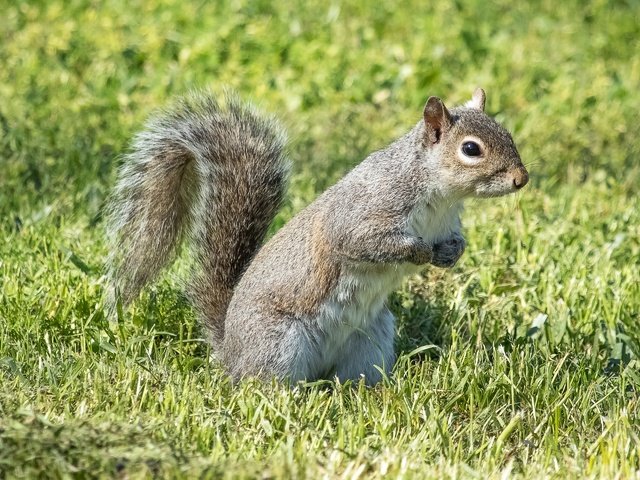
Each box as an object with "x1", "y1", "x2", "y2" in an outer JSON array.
[
  {"x1": 222, "y1": 313, "x2": 324, "y2": 383},
  {"x1": 333, "y1": 308, "x2": 396, "y2": 385}
]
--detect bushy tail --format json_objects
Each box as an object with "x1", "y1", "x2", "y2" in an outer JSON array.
[{"x1": 106, "y1": 91, "x2": 289, "y2": 345}]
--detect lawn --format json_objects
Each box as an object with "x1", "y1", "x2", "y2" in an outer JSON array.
[{"x1": 1, "y1": 0, "x2": 639, "y2": 478}]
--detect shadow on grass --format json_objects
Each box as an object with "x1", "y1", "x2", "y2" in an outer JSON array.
[
  {"x1": 117, "y1": 282, "x2": 213, "y2": 364},
  {"x1": 390, "y1": 287, "x2": 460, "y2": 363}
]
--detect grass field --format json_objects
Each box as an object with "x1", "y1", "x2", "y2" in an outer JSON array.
[{"x1": 1, "y1": 0, "x2": 640, "y2": 478}]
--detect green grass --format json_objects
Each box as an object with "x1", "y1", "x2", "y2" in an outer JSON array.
[{"x1": 1, "y1": 0, "x2": 639, "y2": 478}]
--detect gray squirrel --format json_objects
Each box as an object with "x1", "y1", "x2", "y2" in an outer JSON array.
[{"x1": 106, "y1": 88, "x2": 528, "y2": 384}]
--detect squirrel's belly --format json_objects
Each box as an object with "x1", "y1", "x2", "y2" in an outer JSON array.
[{"x1": 315, "y1": 262, "x2": 417, "y2": 368}]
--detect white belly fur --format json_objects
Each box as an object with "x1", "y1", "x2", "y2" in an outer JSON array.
[{"x1": 315, "y1": 200, "x2": 463, "y2": 370}]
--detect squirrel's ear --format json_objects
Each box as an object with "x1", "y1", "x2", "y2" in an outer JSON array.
[
  {"x1": 423, "y1": 96, "x2": 452, "y2": 144},
  {"x1": 466, "y1": 87, "x2": 486, "y2": 111}
]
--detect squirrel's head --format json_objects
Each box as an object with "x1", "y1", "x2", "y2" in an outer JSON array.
[{"x1": 421, "y1": 88, "x2": 528, "y2": 198}]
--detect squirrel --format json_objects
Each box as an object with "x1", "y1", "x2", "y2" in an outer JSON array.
[{"x1": 106, "y1": 88, "x2": 528, "y2": 384}]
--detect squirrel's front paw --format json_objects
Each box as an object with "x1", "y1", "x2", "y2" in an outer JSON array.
[
  {"x1": 406, "y1": 237, "x2": 434, "y2": 265},
  {"x1": 431, "y1": 234, "x2": 466, "y2": 268}
]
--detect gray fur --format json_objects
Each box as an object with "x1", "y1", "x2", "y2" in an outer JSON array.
[
  {"x1": 106, "y1": 91, "x2": 289, "y2": 347},
  {"x1": 107, "y1": 88, "x2": 528, "y2": 384}
]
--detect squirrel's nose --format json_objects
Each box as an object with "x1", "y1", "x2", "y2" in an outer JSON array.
[{"x1": 511, "y1": 168, "x2": 529, "y2": 190}]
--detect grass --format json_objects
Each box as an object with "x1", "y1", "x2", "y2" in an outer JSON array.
[{"x1": 1, "y1": 0, "x2": 639, "y2": 478}]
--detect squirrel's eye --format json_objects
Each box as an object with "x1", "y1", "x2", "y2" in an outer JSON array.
[{"x1": 462, "y1": 141, "x2": 482, "y2": 157}]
